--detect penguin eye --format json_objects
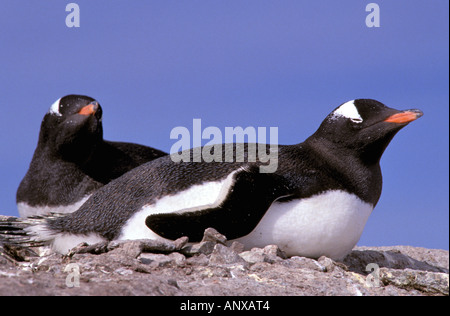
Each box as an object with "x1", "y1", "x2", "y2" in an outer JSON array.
[{"x1": 350, "y1": 118, "x2": 363, "y2": 124}]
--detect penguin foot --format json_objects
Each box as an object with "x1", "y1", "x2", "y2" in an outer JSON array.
[
  {"x1": 65, "y1": 241, "x2": 110, "y2": 257},
  {"x1": 66, "y1": 237, "x2": 190, "y2": 258}
]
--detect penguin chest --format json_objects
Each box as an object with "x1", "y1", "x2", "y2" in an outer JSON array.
[{"x1": 234, "y1": 190, "x2": 373, "y2": 259}]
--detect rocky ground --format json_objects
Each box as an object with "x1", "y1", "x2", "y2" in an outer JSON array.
[{"x1": 0, "y1": 227, "x2": 448, "y2": 296}]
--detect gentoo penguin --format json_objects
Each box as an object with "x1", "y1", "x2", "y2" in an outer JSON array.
[
  {"x1": 16, "y1": 94, "x2": 167, "y2": 218},
  {"x1": 12, "y1": 99, "x2": 422, "y2": 259}
]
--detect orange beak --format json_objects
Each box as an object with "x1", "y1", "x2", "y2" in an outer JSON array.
[
  {"x1": 384, "y1": 110, "x2": 423, "y2": 124},
  {"x1": 78, "y1": 102, "x2": 98, "y2": 116}
]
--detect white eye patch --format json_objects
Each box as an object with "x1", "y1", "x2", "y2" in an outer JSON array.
[
  {"x1": 48, "y1": 98, "x2": 62, "y2": 116},
  {"x1": 332, "y1": 100, "x2": 363, "y2": 123}
]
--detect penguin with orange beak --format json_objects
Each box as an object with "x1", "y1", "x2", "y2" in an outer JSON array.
[{"x1": 17, "y1": 94, "x2": 167, "y2": 217}]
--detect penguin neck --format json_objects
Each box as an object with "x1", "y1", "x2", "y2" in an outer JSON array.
[
  {"x1": 36, "y1": 135, "x2": 101, "y2": 167},
  {"x1": 37, "y1": 115, "x2": 104, "y2": 165},
  {"x1": 303, "y1": 137, "x2": 383, "y2": 206}
]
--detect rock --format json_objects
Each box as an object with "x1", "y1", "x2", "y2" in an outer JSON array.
[
  {"x1": 1, "y1": 227, "x2": 448, "y2": 296},
  {"x1": 318, "y1": 256, "x2": 337, "y2": 272},
  {"x1": 107, "y1": 240, "x2": 143, "y2": 258},
  {"x1": 0, "y1": 246, "x2": 15, "y2": 267},
  {"x1": 229, "y1": 241, "x2": 245, "y2": 254},
  {"x1": 239, "y1": 245, "x2": 287, "y2": 265},
  {"x1": 181, "y1": 241, "x2": 216, "y2": 256},
  {"x1": 201, "y1": 228, "x2": 227, "y2": 245},
  {"x1": 239, "y1": 250, "x2": 266, "y2": 264},
  {"x1": 263, "y1": 245, "x2": 287, "y2": 259},
  {"x1": 1, "y1": 243, "x2": 39, "y2": 262},
  {"x1": 355, "y1": 246, "x2": 449, "y2": 271},
  {"x1": 342, "y1": 246, "x2": 448, "y2": 274},
  {"x1": 282, "y1": 256, "x2": 327, "y2": 272},
  {"x1": 379, "y1": 268, "x2": 449, "y2": 295},
  {"x1": 139, "y1": 252, "x2": 186, "y2": 268},
  {"x1": 186, "y1": 253, "x2": 209, "y2": 266},
  {"x1": 181, "y1": 229, "x2": 228, "y2": 256},
  {"x1": 209, "y1": 244, "x2": 248, "y2": 267}
]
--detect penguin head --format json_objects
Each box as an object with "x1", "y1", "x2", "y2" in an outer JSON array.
[
  {"x1": 39, "y1": 95, "x2": 104, "y2": 162},
  {"x1": 309, "y1": 99, "x2": 423, "y2": 164}
]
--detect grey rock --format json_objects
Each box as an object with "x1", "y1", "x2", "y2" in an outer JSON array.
[
  {"x1": 318, "y1": 256, "x2": 337, "y2": 272},
  {"x1": 380, "y1": 268, "x2": 449, "y2": 295},
  {"x1": 201, "y1": 228, "x2": 227, "y2": 245},
  {"x1": 318, "y1": 256, "x2": 349, "y2": 273},
  {"x1": 181, "y1": 241, "x2": 216, "y2": 256},
  {"x1": 186, "y1": 253, "x2": 210, "y2": 267},
  {"x1": 282, "y1": 256, "x2": 327, "y2": 272},
  {"x1": 181, "y1": 229, "x2": 229, "y2": 256},
  {"x1": 239, "y1": 250, "x2": 266, "y2": 264},
  {"x1": 209, "y1": 244, "x2": 249, "y2": 267},
  {"x1": 229, "y1": 241, "x2": 245, "y2": 254},
  {"x1": 239, "y1": 245, "x2": 287, "y2": 265},
  {"x1": 0, "y1": 247, "x2": 16, "y2": 267},
  {"x1": 121, "y1": 237, "x2": 189, "y2": 255},
  {"x1": 1, "y1": 225, "x2": 448, "y2": 296},
  {"x1": 107, "y1": 240, "x2": 143, "y2": 258},
  {"x1": 139, "y1": 253, "x2": 172, "y2": 266},
  {"x1": 342, "y1": 246, "x2": 448, "y2": 274},
  {"x1": 139, "y1": 252, "x2": 186, "y2": 268},
  {"x1": 263, "y1": 245, "x2": 287, "y2": 259}
]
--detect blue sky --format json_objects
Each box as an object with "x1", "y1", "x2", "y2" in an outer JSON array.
[{"x1": 0, "y1": 1, "x2": 448, "y2": 250}]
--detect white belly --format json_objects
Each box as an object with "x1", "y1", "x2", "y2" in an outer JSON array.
[{"x1": 235, "y1": 191, "x2": 373, "y2": 259}]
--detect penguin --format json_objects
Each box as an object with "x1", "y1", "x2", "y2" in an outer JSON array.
[
  {"x1": 12, "y1": 99, "x2": 422, "y2": 259},
  {"x1": 16, "y1": 94, "x2": 167, "y2": 218}
]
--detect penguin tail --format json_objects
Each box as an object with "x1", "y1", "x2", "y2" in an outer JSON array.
[{"x1": 0, "y1": 214, "x2": 62, "y2": 248}]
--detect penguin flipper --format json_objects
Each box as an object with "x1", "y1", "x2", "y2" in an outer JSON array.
[{"x1": 145, "y1": 168, "x2": 291, "y2": 241}]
